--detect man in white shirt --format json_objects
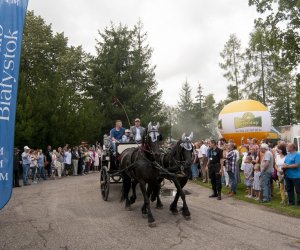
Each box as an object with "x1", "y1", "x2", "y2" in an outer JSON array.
[
  {"x1": 130, "y1": 118, "x2": 145, "y2": 143},
  {"x1": 64, "y1": 147, "x2": 72, "y2": 176},
  {"x1": 199, "y1": 140, "x2": 208, "y2": 182}
]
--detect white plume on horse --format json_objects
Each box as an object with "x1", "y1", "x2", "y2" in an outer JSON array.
[
  {"x1": 148, "y1": 122, "x2": 160, "y2": 131},
  {"x1": 148, "y1": 122, "x2": 161, "y2": 142},
  {"x1": 181, "y1": 132, "x2": 193, "y2": 141}
]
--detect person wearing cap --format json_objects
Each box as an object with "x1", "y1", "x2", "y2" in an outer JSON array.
[
  {"x1": 130, "y1": 118, "x2": 145, "y2": 143},
  {"x1": 21, "y1": 146, "x2": 31, "y2": 185},
  {"x1": 205, "y1": 140, "x2": 223, "y2": 200},
  {"x1": 259, "y1": 143, "x2": 274, "y2": 202},
  {"x1": 198, "y1": 140, "x2": 208, "y2": 182},
  {"x1": 122, "y1": 129, "x2": 131, "y2": 143},
  {"x1": 13, "y1": 148, "x2": 21, "y2": 187}
]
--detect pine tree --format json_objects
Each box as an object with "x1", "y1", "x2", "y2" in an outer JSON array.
[
  {"x1": 202, "y1": 94, "x2": 218, "y2": 139},
  {"x1": 177, "y1": 80, "x2": 193, "y2": 115},
  {"x1": 194, "y1": 83, "x2": 204, "y2": 116},
  {"x1": 89, "y1": 22, "x2": 166, "y2": 133},
  {"x1": 173, "y1": 80, "x2": 194, "y2": 138}
]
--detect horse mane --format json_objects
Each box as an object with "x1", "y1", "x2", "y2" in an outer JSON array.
[
  {"x1": 142, "y1": 127, "x2": 148, "y2": 147},
  {"x1": 171, "y1": 139, "x2": 183, "y2": 156}
]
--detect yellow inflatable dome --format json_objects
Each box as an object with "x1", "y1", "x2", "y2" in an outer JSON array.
[{"x1": 218, "y1": 100, "x2": 272, "y2": 145}]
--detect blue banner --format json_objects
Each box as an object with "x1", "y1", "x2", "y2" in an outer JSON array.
[{"x1": 0, "y1": 0, "x2": 29, "y2": 210}]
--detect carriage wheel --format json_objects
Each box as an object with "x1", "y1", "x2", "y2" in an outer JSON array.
[{"x1": 100, "y1": 166, "x2": 110, "y2": 201}]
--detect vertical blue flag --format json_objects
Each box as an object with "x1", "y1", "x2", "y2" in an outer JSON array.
[{"x1": 0, "y1": 0, "x2": 29, "y2": 210}]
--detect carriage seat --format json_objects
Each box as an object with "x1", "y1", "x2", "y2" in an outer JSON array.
[{"x1": 116, "y1": 142, "x2": 140, "y2": 155}]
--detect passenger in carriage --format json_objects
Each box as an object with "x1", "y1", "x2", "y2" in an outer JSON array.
[
  {"x1": 122, "y1": 129, "x2": 131, "y2": 143},
  {"x1": 110, "y1": 120, "x2": 125, "y2": 153},
  {"x1": 130, "y1": 118, "x2": 145, "y2": 143}
]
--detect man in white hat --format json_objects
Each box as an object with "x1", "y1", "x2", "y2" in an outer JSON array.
[
  {"x1": 130, "y1": 118, "x2": 145, "y2": 143},
  {"x1": 260, "y1": 143, "x2": 274, "y2": 202},
  {"x1": 21, "y1": 146, "x2": 31, "y2": 185}
]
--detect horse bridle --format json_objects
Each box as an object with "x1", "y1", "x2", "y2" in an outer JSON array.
[
  {"x1": 141, "y1": 128, "x2": 160, "y2": 155},
  {"x1": 175, "y1": 138, "x2": 193, "y2": 170}
]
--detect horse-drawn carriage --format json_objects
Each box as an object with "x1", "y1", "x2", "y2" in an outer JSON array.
[
  {"x1": 100, "y1": 140, "x2": 139, "y2": 201},
  {"x1": 100, "y1": 123, "x2": 194, "y2": 227}
]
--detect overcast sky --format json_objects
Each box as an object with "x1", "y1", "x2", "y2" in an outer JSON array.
[{"x1": 27, "y1": 0, "x2": 258, "y2": 106}]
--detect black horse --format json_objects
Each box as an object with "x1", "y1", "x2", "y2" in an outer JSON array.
[
  {"x1": 152, "y1": 132, "x2": 194, "y2": 219},
  {"x1": 120, "y1": 122, "x2": 161, "y2": 227}
]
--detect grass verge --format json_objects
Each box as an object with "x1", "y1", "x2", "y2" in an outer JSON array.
[{"x1": 194, "y1": 177, "x2": 300, "y2": 218}]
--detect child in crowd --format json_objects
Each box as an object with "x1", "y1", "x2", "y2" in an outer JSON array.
[
  {"x1": 243, "y1": 156, "x2": 253, "y2": 198},
  {"x1": 252, "y1": 164, "x2": 261, "y2": 201}
]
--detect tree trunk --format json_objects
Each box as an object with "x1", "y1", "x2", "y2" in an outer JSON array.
[
  {"x1": 260, "y1": 51, "x2": 266, "y2": 105},
  {"x1": 232, "y1": 44, "x2": 239, "y2": 100}
]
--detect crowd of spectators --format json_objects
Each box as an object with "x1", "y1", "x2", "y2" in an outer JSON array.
[
  {"x1": 13, "y1": 133, "x2": 300, "y2": 208},
  {"x1": 13, "y1": 144, "x2": 103, "y2": 187},
  {"x1": 191, "y1": 138, "x2": 300, "y2": 206}
]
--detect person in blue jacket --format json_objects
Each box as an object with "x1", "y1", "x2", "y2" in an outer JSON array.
[
  {"x1": 282, "y1": 143, "x2": 300, "y2": 207},
  {"x1": 110, "y1": 120, "x2": 125, "y2": 153}
]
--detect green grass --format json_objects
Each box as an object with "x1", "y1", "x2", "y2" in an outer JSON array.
[{"x1": 195, "y1": 176, "x2": 300, "y2": 218}]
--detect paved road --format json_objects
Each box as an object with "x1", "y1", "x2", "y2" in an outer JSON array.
[{"x1": 1, "y1": 173, "x2": 300, "y2": 250}]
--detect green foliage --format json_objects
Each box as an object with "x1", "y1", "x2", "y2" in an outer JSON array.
[
  {"x1": 16, "y1": 11, "x2": 103, "y2": 148},
  {"x1": 248, "y1": 0, "x2": 300, "y2": 123},
  {"x1": 16, "y1": 13, "x2": 166, "y2": 148},
  {"x1": 218, "y1": 2, "x2": 300, "y2": 126},
  {"x1": 172, "y1": 81, "x2": 217, "y2": 140},
  {"x1": 89, "y1": 21, "x2": 166, "y2": 133},
  {"x1": 296, "y1": 75, "x2": 300, "y2": 121},
  {"x1": 219, "y1": 34, "x2": 245, "y2": 100}
]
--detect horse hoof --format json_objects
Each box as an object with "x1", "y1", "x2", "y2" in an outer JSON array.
[
  {"x1": 126, "y1": 206, "x2": 132, "y2": 211},
  {"x1": 148, "y1": 222, "x2": 156, "y2": 227},
  {"x1": 156, "y1": 205, "x2": 163, "y2": 210},
  {"x1": 171, "y1": 211, "x2": 179, "y2": 215},
  {"x1": 142, "y1": 213, "x2": 148, "y2": 218},
  {"x1": 183, "y1": 215, "x2": 191, "y2": 220}
]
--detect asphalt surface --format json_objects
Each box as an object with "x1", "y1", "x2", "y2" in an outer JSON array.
[{"x1": 1, "y1": 173, "x2": 300, "y2": 250}]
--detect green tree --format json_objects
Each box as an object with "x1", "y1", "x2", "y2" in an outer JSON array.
[
  {"x1": 249, "y1": 0, "x2": 300, "y2": 68},
  {"x1": 270, "y1": 72, "x2": 297, "y2": 126},
  {"x1": 194, "y1": 83, "x2": 205, "y2": 117},
  {"x1": 89, "y1": 22, "x2": 166, "y2": 134},
  {"x1": 16, "y1": 11, "x2": 100, "y2": 148},
  {"x1": 177, "y1": 80, "x2": 194, "y2": 118},
  {"x1": 249, "y1": 0, "x2": 300, "y2": 122},
  {"x1": 174, "y1": 80, "x2": 194, "y2": 137},
  {"x1": 202, "y1": 94, "x2": 218, "y2": 139},
  {"x1": 220, "y1": 34, "x2": 245, "y2": 100},
  {"x1": 243, "y1": 25, "x2": 280, "y2": 105},
  {"x1": 296, "y1": 75, "x2": 300, "y2": 121}
]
